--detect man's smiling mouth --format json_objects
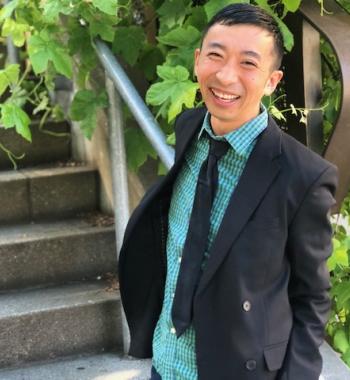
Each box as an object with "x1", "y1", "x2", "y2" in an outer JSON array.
[{"x1": 210, "y1": 88, "x2": 240, "y2": 102}]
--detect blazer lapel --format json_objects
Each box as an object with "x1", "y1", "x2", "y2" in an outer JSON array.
[{"x1": 197, "y1": 117, "x2": 282, "y2": 295}]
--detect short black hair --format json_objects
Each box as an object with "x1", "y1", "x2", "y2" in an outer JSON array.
[{"x1": 201, "y1": 3, "x2": 284, "y2": 69}]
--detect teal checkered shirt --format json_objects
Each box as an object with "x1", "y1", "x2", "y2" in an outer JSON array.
[{"x1": 152, "y1": 108, "x2": 268, "y2": 379}]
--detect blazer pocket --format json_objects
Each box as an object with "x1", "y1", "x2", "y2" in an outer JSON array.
[{"x1": 263, "y1": 340, "x2": 288, "y2": 371}]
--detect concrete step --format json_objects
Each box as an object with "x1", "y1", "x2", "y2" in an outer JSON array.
[
  {"x1": 0, "y1": 217, "x2": 117, "y2": 291},
  {"x1": 0, "y1": 165, "x2": 97, "y2": 224},
  {"x1": 0, "y1": 353, "x2": 151, "y2": 380},
  {"x1": 0, "y1": 281, "x2": 122, "y2": 369},
  {"x1": 0, "y1": 120, "x2": 70, "y2": 169}
]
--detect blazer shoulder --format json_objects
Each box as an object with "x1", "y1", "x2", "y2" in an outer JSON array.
[
  {"x1": 267, "y1": 116, "x2": 338, "y2": 192},
  {"x1": 280, "y1": 127, "x2": 337, "y2": 177}
]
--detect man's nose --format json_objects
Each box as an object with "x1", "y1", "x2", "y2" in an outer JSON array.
[{"x1": 215, "y1": 63, "x2": 238, "y2": 85}]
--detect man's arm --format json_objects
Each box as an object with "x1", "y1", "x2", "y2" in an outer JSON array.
[{"x1": 278, "y1": 165, "x2": 338, "y2": 380}]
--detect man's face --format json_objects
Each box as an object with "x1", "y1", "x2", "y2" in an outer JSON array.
[{"x1": 194, "y1": 23, "x2": 283, "y2": 134}]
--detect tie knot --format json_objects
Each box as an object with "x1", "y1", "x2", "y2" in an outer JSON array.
[{"x1": 209, "y1": 138, "x2": 230, "y2": 160}]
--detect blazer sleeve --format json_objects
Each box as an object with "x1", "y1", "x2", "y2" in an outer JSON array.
[{"x1": 278, "y1": 164, "x2": 338, "y2": 380}]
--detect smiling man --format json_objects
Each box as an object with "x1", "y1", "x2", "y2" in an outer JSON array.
[{"x1": 119, "y1": 4, "x2": 338, "y2": 380}]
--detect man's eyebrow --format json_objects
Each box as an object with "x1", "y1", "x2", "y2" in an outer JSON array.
[
  {"x1": 205, "y1": 43, "x2": 261, "y2": 61},
  {"x1": 242, "y1": 50, "x2": 261, "y2": 60},
  {"x1": 207, "y1": 42, "x2": 225, "y2": 50}
]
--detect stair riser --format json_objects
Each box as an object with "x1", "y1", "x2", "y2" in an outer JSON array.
[
  {"x1": 0, "y1": 122, "x2": 70, "y2": 169},
  {"x1": 0, "y1": 173, "x2": 29, "y2": 223},
  {"x1": 0, "y1": 169, "x2": 97, "y2": 224},
  {"x1": 0, "y1": 229, "x2": 117, "y2": 291},
  {"x1": 0, "y1": 299, "x2": 122, "y2": 368}
]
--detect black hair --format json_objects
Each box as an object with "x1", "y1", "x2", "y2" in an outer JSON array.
[{"x1": 201, "y1": 3, "x2": 284, "y2": 69}]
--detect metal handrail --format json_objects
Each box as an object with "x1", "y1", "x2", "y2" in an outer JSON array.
[
  {"x1": 94, "y1": 39, "x2": 175, "y2": 170},
  {"x1": 95, "y1": 39, "x2": 176, "y2": 355}
]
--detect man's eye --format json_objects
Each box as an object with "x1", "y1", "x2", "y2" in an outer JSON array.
[
  {"x1": 242, "y1": 61, "x2": 257, "y2": 67},
  {"x1": 208, "y1": 52, "x2": 221, "y2": 58}
]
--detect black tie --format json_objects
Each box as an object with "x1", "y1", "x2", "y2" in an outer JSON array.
[{"x1": 171, "y1": 135, "x2": 230, "y2": 337}]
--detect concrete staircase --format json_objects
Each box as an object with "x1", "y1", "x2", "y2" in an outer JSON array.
[{"x1": 0, "y1": 120, "x2": 151, "y2": 379}]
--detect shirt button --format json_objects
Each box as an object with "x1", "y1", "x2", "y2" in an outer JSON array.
[
  {"x1": 178, "y1": 256, "x2": 182, "y2": 263},
  {"x1": 242, "y1": 300, "x2": 251, "y2": 312},
  {"x1": 170, "y1": 327, "x2": 176, "y2": 334},
  {"x1": 245, "y1": 359, "x2": 257, "y2": 371},
  {"x1": 172, "y1": 292, "x2": 175, "y2": 298}
]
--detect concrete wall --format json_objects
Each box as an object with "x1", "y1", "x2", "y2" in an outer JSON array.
[{"x1": 67, "y1": 66, "x2": 158, "y2": 216}]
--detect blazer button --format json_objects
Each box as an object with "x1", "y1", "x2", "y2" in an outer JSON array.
[
  {"x1": 245, "y1": 360, "x2": 257, "y2": 371},
  {"x1": 242, "y1": 300, "x2": 251, "y2": 312}
]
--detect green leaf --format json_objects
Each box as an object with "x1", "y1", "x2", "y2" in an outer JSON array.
[
  {"x1": 28, "y1": 31, "x2": 72, "y2": 77},
  {"x1": 113, "y1": 26, "x2": 146, "y2": 66},
  {"x1": 157, "y1": 0, "x2": 192, "y2": 29},
  {"x1": 1, "y1": 18, "x2": 29, "y2": 47},
  {"x1": 158, "y1": 161, "x2": 167, "y2": 176},
  {"x1": 331, "y1": 281, "x2": 350, "y2": 310},
  {"x1": 48, "y1": 45, "x2": 72, "y2": 78},
  {"x1": 204, "y1": 0, "x2": 247, "y2": 21},
  {"x1": 92, "y1": 0, "x2": 118, "y2": 16},
  {"x1": 89, "y1": 17, "x2": 115, "y2": 42},
  {"x1": 0, "y1": 64, "x2": 20, "y2": 96},
  {"x1": 333, "y1": 328, "x2": 350, "y2": 354},
  {"x1": 33, "y1": 93, "x2": 49, "y2": 114},
  {"x1": 282, "y1": 0, "x2": 302, "y2": 13},
  {"x1": 328, "y1": 238, "x2": 349, "y2": 272},
  {"x1": 70, "y1": 90, "x2": 108, "y2": 139},
  {"x1": 0, "y1": 103, "x2": 31, "y2": 142},
  {"x1": 159, "y1": 25, "x2": 201, "y2": 68},
  {"x1": 146, "y1": 65, "x2": 198, "y2": 122},
  {"x1": 157, "y1": 65, "x2": 189, "y2": 81},
  {"x1": 185, "y1": 6, "x2": 208, "y2": 31},
  {"x1": 276, "y1": 18, "x2": 294, "y2": 52},
  {"x1": 159, "y1": 25, "x2": 201, "y2": 48},
  {"x1": 268, "y1": 105, "x2": 286, "y2": 122},
  {"x1": 40, "y1": 0, "x2": 73, "y2": 23},
  {"x1": 166, "y1": 132, "x2": 176, "y2": 146},
  {"x1": 0, "y1": 0, "x2": 19, "y2": 22},
  {"x1": 125, "y1": 127, "x2": 157, "y2": 172}
]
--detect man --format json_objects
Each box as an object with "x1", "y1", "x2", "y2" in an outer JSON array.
[{"x1": 119, "y1": 3, "x2": 338, "y2": 380}]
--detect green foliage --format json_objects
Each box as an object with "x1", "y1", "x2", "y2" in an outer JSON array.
[
  {"x1": 125, "y1": 127, "x2": 157, "y2": 172},
  {"x1": 70, "y1": 89, "x2": 108, "y2": 140},
  {"x1": 0, "y1": 0, "x2": 299, "y2": 169},
  {"x1": 146, "y1": 64, "x2": 199, "y2": 122},
  {"x1": 28, "y1": 31, "x2": 73, "y2": 78},
  {"x1": 112, "y1": 26, "x2": 146, "y2": 66},
  {"x1": 0, "y1": 102, "x2": 31, "y2": 141},
  {"x1": 327, "y1": 205, "x2": 350, "y2": 367},
  {"x1": 0, "y1": 64, "x2": 19, "y2": 96}
]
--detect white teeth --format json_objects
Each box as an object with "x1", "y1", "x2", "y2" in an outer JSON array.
[{"x1": 211, "y1": 89, "x2": 239, "y2": 101}]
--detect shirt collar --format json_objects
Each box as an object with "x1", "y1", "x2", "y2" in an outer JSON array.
[{"x1": 198, "y1": 105, "x2": 268, "y2": 157}]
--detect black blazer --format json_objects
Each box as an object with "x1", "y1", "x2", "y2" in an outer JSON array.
[{"x1": 119, "y1": 108, "x2": 338, "y2": 380}]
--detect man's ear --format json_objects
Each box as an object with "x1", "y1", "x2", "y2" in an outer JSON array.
[
  {"x1": 194, "y1": 48, "x2": 201, "y2": 77},
  {"x1": 264, "y1": 70, "x2": 283, "y2": 96}
]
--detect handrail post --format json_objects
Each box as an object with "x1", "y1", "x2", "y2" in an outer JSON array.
[
  {"x1": 4, "y1": 0, "x2": 19, "y2": 64},
  {"x1": 105, "y1": 75, "x2": 131, "y2": 355}
]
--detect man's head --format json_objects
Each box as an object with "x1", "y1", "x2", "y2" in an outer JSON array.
[
  {"x1": 194, "y1": 3, "x2": 284, "y2": 134},
  {"x1": 202, "y1": 3, "x2": 284, "y2": 70}
]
